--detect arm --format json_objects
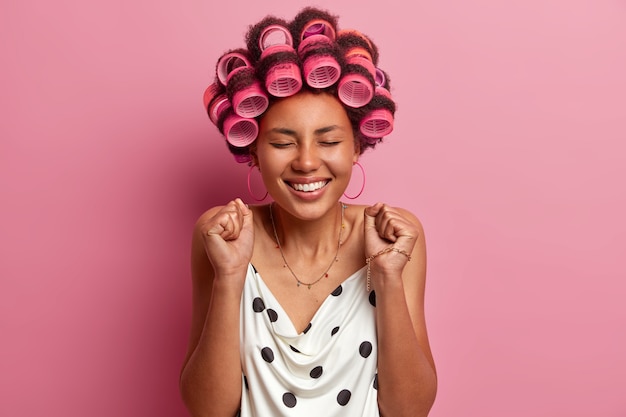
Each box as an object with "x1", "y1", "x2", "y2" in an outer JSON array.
[
  {"x1": 365, "y1": 204, "x2": 437, "y2": 417},
  {"x1": 180, "y1": 199, "x2": 254, "y2": 417}
]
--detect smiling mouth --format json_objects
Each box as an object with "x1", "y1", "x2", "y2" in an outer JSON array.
[{"x1": 287, "y1": 180, "x2": 329, "y2": 192}]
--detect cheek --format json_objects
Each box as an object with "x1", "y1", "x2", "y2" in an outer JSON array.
[{"x1": 328, "y1": 154, "x2": 357, "y2": 177}]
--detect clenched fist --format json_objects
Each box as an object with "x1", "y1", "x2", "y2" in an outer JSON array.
[
  {"x1": 198, "y1": 198, "x2": 255, "y2": 280},
  {"x1": 363, "y1": 202, "x2": 420, "y2": 282}
]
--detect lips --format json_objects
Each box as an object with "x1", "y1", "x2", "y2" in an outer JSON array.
[{"x1": 286, "y1": 180, "x2": 329, "y2": 192}]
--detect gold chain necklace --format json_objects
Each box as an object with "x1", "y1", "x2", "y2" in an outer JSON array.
[{"x1": 269, "y1": 202, "x2": 346, "y2": 290}]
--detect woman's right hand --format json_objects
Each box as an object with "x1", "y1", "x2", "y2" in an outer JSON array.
[{"x1": 197, "y1": 198, "x2": 254, "y2": 280}]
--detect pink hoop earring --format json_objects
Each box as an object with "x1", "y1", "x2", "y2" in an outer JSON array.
[
  {"x1": 247, "y1": 165, "x2": 268, "y2": 201},
  {"x1": 343, "y1": 161, "x2": 366, "y2": 200}
]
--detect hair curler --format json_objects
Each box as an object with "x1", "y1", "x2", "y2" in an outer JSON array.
[
  {"x1": 217, "y1": 51, "x2": 269, "y2": 118},
  {"x1": 203, "y1": 81, "x2": 259, "y2": 147},
  {"x1": 222, "y1": 110, "x2": 259, "y2": 147},
  {"x1": 375, "y1": 67, "x2": 387, "y2": 88},
  {"x1": 297, "y1": 19, "x2": 341, "y2": 88},
  {"x1": 258, "y1": 24, "x2": 302, "y2": 97},
  {"x1": 203, "y1": 83, "x2": 231, "y2": 126},
  {"x1": 359, "y1": 85, "x2": 394, "y2": 138},
  {"x1": 336, "y1": 31, "x2": 378, "y2": 108},
  {"x1": 337, "y1": 54, "x2": 376, "y2": 108},
  {"x1": 216, "y1": 51, "x2": 252, "y2": 85},
  {"x1": 301, "y1": 19, "x2": 336, "y2": 39}
]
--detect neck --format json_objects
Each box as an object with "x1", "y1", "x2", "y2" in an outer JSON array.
[{"x1": 270, "y1": 202, "x2": 344, "y2": 256}]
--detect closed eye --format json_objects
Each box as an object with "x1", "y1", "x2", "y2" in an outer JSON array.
[{"x1": 270, "y1": 142, "x2": 295, "y2": 148}]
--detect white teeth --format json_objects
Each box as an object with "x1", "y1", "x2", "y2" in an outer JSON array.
[{"x1": 291, "y1": 181, "x2": 327, "y2": 192}]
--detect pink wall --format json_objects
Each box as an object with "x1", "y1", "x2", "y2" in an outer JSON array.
[{"x1": 2, "y1": 0, "x2": 625, "y2": 416}]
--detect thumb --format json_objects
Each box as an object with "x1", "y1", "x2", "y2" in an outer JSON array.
[
  {"x1": 363, "y1": 202, "x2": 382, "y2": 231},
  {"x1": 236, "y1": 198, "x2": 254, "y2": 231}
]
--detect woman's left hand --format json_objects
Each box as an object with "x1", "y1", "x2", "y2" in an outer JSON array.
[{"x1": 363, "y1": 202, "x2": 420, "y2": 276}]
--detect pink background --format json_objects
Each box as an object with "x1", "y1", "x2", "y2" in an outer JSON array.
[{"x1": 2, "y1": 0, "x2": 625, "y2": 416}]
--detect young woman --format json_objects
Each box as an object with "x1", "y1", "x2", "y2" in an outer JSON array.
[{"x1": 180, "y1": 7, "x2": 437, "y2": 417}]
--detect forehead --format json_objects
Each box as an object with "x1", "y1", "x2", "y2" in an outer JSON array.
[{"x1": 259, "y1": 91, "x2": 351, "y2": 132}]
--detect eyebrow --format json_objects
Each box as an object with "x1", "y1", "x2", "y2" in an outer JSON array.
[{"x1": 269, "y1": 125, "x2": 343, "y2": 137}]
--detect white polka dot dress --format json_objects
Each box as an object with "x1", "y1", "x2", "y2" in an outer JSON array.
[{"x1": 239, "y1": 264, "x2": 380, "y2": 416}]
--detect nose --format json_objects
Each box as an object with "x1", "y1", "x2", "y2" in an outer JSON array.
[{"x1": 291, "y1": 143, "x2": 320, "y2": 172}]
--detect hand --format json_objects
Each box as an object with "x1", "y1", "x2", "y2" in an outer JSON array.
[
  {"x1": 363, "y1": 203, "x2": 419, "y2": 275},
  {"x1": 198, "y1": 198, "x2": 254, "y2": 279}
]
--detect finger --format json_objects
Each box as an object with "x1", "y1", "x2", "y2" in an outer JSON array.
[
  {"x1": 237, "y1": 199, "x2": 254, "y2": 232},
  {"x1": 206, "y1": 221, "x2": 227, "y2": 237},
  {"x1": 380, "y1": 216, "x2": 403, "y2": 243},
  {"x1": 206, "y1": 200, "x2": 243, "y2": 240},
  {"x1": 364, "y1": 202, "x2": 383, "y2": 231},
  {"x1": 222, "y1": 200, "x2": 249, "y2": 240},
  {"x1": 234, "y1": 197, "x2": 248, "y2": 211},
  {"x1": 367, "y1": 203, "x2": 398, "y2": 242}
]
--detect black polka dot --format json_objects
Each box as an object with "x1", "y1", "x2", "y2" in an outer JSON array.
[
  {"x1": 369, "y1": 291, "x2": 376, "y2": 307},
  {"x1": 337, "y1": 389, "x2": 351, "y2": 406},
  {"x1": 331, "y1": 285, "x2": 343, "y2": 296},
  {"x1": 303, "y1": 323, "x2": 312, "y2": 334},
  {"x1": 252, "y1": 297, "x2": 265, "y2": 312},
  {"x1": 331, "y1": 326, "x2": 340, "y2": 336},
  {"x1": 289, "y1": 345, "x2": 301, "y2": 353},
  {"x1": 373, "y1": 373, "x2": 378, "y2": 390},
  {"x1": 309, "y1": 366, "x2": 323, "y2": 379},
  {"x1": 267, "y1": 308, "x2": 278, "y2": 322},
  {"x1": 359, "y1": 341, "x2": 373, "y2": 358},
  {"x1": 261, "y1": 347, "x2": 274, "y2": 363},
  {"x1": 282, "y1": 392, "x2": 297, "y2": 408}
]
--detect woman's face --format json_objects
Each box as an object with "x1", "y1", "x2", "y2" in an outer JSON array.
[{"x1": 253, "y1": 91, "x2": 359, "y2": 219}]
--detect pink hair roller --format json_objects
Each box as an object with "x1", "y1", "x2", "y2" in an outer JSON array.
[
  {"x1": 297, "y1": 19, "x2": 340, "y2": 88},
  {"x1": 337, "y1": 55, "x2": 376, "y2": 108},
  {"x1": 204, "y1": 83, "x2": 235, "y2": 128},
  {"x1": 302, "y1": 53, "x2": 341, "y2": 88},
  {"x1": 208, "y1": 95, "x2": 231, "y2": 126},
  {"x1": 300, "y1": 19, "x2": 336, "y2": 41},
  {"x1": 231, "y1": 79, "x2": 269, "y2": 118},
  {"x1": 298, "y1": 35, "x2": 341, "y2": 88},
  {"x1": 359, "y1": 86, "x2": 394, "y2": 137},
  {"x1": 203, "y1": 83, "x2": 219, "y2": 110},
  {"x1": 346, "y1": 54, "x2": 376, "y2": 77},
  {"x1": 259, "y1": 26, "x2": 302, "y2": 97},
  {"x1": 203, "y1": 83, "x2": 232, "y2": 126},
  {"x1": 216, "y1": 52, "x2": 252, "y2": 85},
  {"x1": 203, "y1": 83, "x2": 258, "y2": 146},
  {"x1": 223, "y1": 112, "x2": 259, "y2": 147},
  {"x1": 264, "y1": 60, "x2": 302, "y2": 97},
  {"x1": 217, "y1": 52, "x2": 269, "y2": 118},
  {"x1": 260, "y1": 24, "x2": 294, "y2": 49},
  {"x1": 375, "y1": 68, "x2": 386, "y2": 88},
  {"x1": 360, "y1": 109, "x2": 394, "y2": 138}
]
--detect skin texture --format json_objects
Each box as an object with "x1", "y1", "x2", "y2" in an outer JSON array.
[{"x1": 180, "y1": 91, "x2": 437, "y2": 417}]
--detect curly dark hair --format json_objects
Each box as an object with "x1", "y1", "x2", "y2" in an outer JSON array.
[{"x1": 203, "y1": 6, "x2": 397, "y2": 163}]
